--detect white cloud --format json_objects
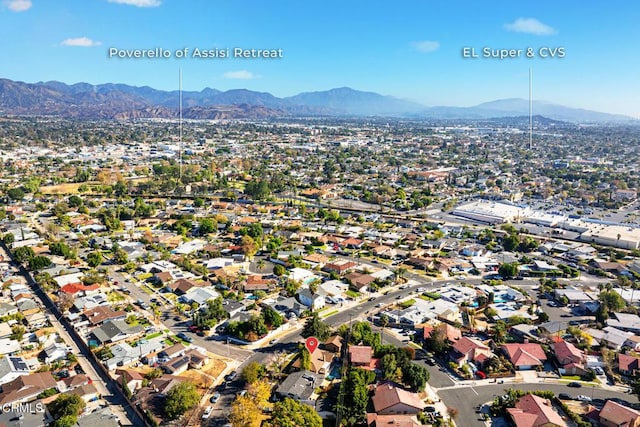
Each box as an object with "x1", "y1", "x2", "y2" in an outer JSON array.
[
  {"x1": 4, "y1": 0, "x2": 32, "y2": 12},
  {"x1": 411, "y1": 40, "x2": 440, "y2": 53},
  {"x1": 222, "y1": 70, "x2": 260, "y2": 80},
  {"x1": 504, "y1": 18, "x2": 556, "y2": 35},
  {"x1": 61, "y1": 37, "x2": 102, "y2": 47},
  {"x1": 107, "y1": 0, "x2": 161, "y2": 7}
]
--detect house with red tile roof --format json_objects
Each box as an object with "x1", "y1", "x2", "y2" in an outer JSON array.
[
  {"x1": 242, "y1": 275, "x2": 276, "y2": 292},
  {"x1": 423, "y1": 323, "x2": 462, "y2": 343},
  {"x1": 501, "y1": 343, "x2": 547, "y2": 370},
  {"x1": 372, "y1": 383, "x2": 425, "y2": 415},
  {"x1": 618, "y1": 353, "x2": 640, "y2": 376},
  {"x1": 599, "y1": 399, "x2": 640, "y2": 427},
  {"x1": 366, "y1": 414, "x2": 427, "y2": 427},
  {"x1": 323, "y1": 260, "x2": 358, "y2": 275},
  {"x1": 450, "y1": 336, "x2": 494, "y2": 368},
  {"x1": 345, "y1": 272, "x2": 376, "y2": 293},
  {"x1": 59, "y1": 283, "x2": 100, "y2": 296},
  {"x1": 349, "y1": 345, "x2": 372, "y2": 367},
  {"x1": 553, "y1": 340, "x2": 585, "y2": 366},
  {"x1": 83, "y1": 305, "x2": 127, "y2": 326},
  {"x1": 553, "y1": 340, "x2": 587, "y2": 376},
  {"x1": 341, "y1": 237, "x2": 364, "y2": 249},
  {"x1": 168, "y1": 278, "x2": 203, "y2": 295},
  {"x1": 506, "y1": 394, "x2": 567, "y2": 427}
]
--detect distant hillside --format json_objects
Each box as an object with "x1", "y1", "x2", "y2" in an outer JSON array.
[
  {"x1": 0, "y1": 78, "x2": 635, "y2": 123},
  {"x1": 285, "y1": 87, "x2": 425, "y2": 116}
]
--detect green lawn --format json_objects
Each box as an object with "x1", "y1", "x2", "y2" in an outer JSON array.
[
  {"x1": 141, "y1": 285, "x2": 155, "y2": 295},
  {"x1": 145, "y1": 332, "x2": 163, "y2": 340},
  {"x1": 322, "y1": 310, "x2": 339, "y2": 318}
]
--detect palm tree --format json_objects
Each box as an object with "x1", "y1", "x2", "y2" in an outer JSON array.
[
  {"x1": 395, "y1": 267, "x2": 407, "y2": 285},
  {"x1": 467, "y1": 308, "x2": 477, "y2": 333},
  {"x1": 257, "y1": 259, "x2": 265, "y2": 272},
  {"x1": 379, "y1": 314, "x2": 389, "y2": 343}
]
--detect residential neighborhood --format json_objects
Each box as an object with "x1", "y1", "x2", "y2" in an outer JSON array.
[{"x1": 1, "y1": 118, "x2": 640, "y2": 427}]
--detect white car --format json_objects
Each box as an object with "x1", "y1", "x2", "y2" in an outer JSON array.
[
  {"x1": 576, "y1": 395, "x2": 592, "y2": 402},
  {"x1": 202, "y1": 406, "x2": 213, "y2": 419}
]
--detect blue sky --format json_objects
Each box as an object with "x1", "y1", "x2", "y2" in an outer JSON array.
[{"x1": 1, "y1": 0, "x2": 639, "y2": 117}]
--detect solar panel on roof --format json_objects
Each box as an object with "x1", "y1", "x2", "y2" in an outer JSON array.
[{"x1": 10, "y1": 357, "x2": 28, "y2": 370}]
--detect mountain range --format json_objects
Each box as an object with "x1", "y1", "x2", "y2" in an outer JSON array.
[{"x1": 0, "y1": 78, "x2": 635, "y2": 123}]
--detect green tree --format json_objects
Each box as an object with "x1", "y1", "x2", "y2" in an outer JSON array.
[
  {"x1": 338, "y1": 367, "x2": 376, "y2": 425},
  {"x1": 402, "y1": 363, "x2": 430, "y2": 392},
  {"x1": 424, "y1": 326, "x2": 450, "y2": 355},
  {"x1": 381, "y1": 353, "x2": 398, "y2": 380},
  {"x1": 122, "y1": 375, "x2": 132, "y2": 399},
  {"x1": 7, "y1": 188, "x2": 25, "y2": 201},
  {"x1": 29, "y1": 255, "x2": 52, "y2": 270},
  {"x1": 53, "y1": 415, "x2": 79, "y2": 427},
  {"x1": 68, "y1": 195, "x2": 84, "y2": 208},
  {"x1": 242, "y1": 361, "x2": 266, "y2": 385},
  {"x1": 13, "y1": 246, "x2": 35, "y2": 264},
  {"x1": 49, "y1": 242, "x2": 71, "y2": 258},
  {"x1": 266, "y1": 398, "x2": 322, "y2": 427},
  {"x1": 301, "y1": 312, "x2": 331, "y2": 341},
  {"x1": 498, "y1": 262, "x2": 519, "y2": 279},
  {"x1": 199, "y1": 217, "x2": 217, "y2": 234},
  {"x1": 502, "y1": 233, "x2": 520, "y2": 252},
  {"x1": 164, "y1": 381, "x2": 200, "y2": 419},
  {"x1": 113, "y1": 248, "x2": 129, "y2": 265},
  {"x1": 273, "y1": 264, "x2": 286, "y2": 276},
  {"x1": 48, "y1": 393, "x2": 86, "y2": 421},
  {"x1": 599, "y1": 290, "x2": 626, "y2": 312},
  {"x1": 2, "y1": 233, "x2": 15, "y2": 246},
  {"x1": 263, "y1": 306, "x2": 284, "y2": 328}
]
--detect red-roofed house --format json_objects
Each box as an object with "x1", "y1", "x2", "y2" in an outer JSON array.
[
  {"x1": 618, "y1": 353, "x2": 640, "y2": 376},
  {"x1": 502, "y1": 343, "x2": 547, "y2": 370},
  {"x1": 345, "y1": 272, "x2": 376, "y2": 293},
  {"x1": 349, "y1": 346, "x2": 372, "y2": 367},
  {"x1": 366, "y1": 414, "x2": 426, "y2": 427},
  {"x1": 168, "y1": 278, "x2": 203, "y2": 295},
  {"x1": 553, "y1": 340, "x2": 587, "y2": 376},
  {"x1": 450, "y1": 336, "x2": 494, "y2": 368},
  {"x1": 341, "y1": 237, "x2": 364, "y2": 249},
  {"x1": 83, "y1": 306, "x2": 127, "y2": 326},
  {"x1": 59, "y1": 283, "x2": 100, "y2": 296},
  {"x1": 421, "y1": 323, "x2": 462, "y2": 346},
  {"x1": 323, "y1": 261, "x2": 358, "y2": 275},
  {"x1": 115, "y1": 369, "x2": 144, "y2": 392},
  {"x1": 242, "y1": 275, "x2": 276, "y2": 292},
  {"x1": 372, "y1": 383, "x2": 426, "y2": 415},
  {"x1": 506, "y1": 394, "x2": 567, "y2": 427},
  {"x1": 599, "y1": 399, "x2": 640, "y2": 427}
]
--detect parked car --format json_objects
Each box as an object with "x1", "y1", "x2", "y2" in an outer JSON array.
[
  {"x1": 576, "y1": 395, "x2": 592, "y2": 402},
  {"x1": 558, "y1": 393, "x2": 573, "y2": 400},
  {"x1": 177, "y1": 332, "x2": 192, "y2": 343},
  {"x1": 202, "y1": 406, "x2": 213, "y2": 420},
  {"x1": 210, "y1": 393, "x2": 221, "y2": 404},
  {"x1": 225, "y1": 371, "x2": 237, "y2": 381},
  {"x1": 567, "y1": 382, "x2": 582, "y2": 388}
]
